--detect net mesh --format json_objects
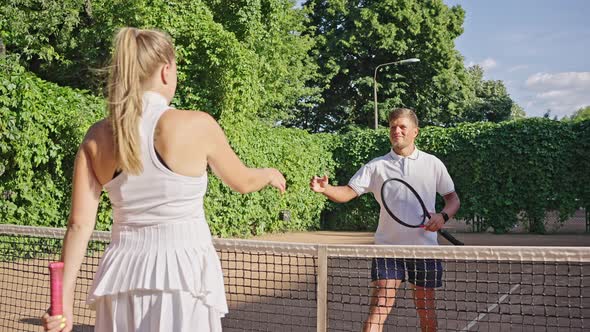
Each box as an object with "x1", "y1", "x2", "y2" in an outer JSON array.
[{"x1": 1, "y1": 224, "x2": 589, "y2": 331}]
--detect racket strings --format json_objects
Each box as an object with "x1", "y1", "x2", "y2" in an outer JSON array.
[{"x1": 382, "y1": 178, "x2": 429, "y2": 228}]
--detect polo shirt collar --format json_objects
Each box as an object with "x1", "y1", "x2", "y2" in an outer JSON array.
[{"x1": 389, "y1": 146, "x2": 420, "y2": 161}]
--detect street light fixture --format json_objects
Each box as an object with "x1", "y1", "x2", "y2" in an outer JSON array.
[{"x1": 373, "y1": 58, "x2": 420, "y2": 129}]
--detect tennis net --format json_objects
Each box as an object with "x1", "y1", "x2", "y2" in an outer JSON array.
[{"x1": 1, "y1": 224, "x2": 588, "y2": 331}]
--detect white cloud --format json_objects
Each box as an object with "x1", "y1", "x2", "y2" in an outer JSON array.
[
  {"x1": 507, "y1": 64, "x2": 529, "y2": 73},
  {"x1": 480, "y1": 58, "x2": 498, "y2": 71},
  {"x1": 537, "y1": 90, "x2": 569, "y2": 99},
  {"x1": 467, "y1": 57, "x2": 498, "y2": 71},
  {"x1": 526, "y1": 72, "x2": 590, "y2": 89},
  {"x1": 522, "y1": 72, "x2": 590, "y2": 117}
]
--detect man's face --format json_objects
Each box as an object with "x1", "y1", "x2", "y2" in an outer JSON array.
[{"x1": 389, "y1": 116, "x2": 419, "y2": 150}]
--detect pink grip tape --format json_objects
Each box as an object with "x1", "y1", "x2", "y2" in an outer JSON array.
[{"x1": 48, "y1": 262, "x2": 64, "y2": 316}]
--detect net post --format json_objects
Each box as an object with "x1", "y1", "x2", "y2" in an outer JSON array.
[{"x1": 317, "y1": 245, "x2": 328, "y2": 332}]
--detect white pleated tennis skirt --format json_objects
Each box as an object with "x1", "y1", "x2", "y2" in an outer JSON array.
[
  {"x1": 88, "y1": 220, "x2": 227, "y2": 331},
  {"x1": 94, "y1": 289, "x2": 222, "y2": 332}
]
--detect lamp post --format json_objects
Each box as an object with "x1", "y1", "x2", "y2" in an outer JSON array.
[{"x1": 373, "y1": 58, "x2": 420, "y2": 129}]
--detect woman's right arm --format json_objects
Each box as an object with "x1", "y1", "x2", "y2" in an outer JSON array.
[
  {"x1": 202, "y1": 114, "x2": 286, "y2": 194},
  {"x1": 43, "y1": 140, "x2": 102, "y2": 332}
]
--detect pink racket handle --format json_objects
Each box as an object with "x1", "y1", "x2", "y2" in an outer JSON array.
[{"x1": 48, "y1": 262, "x2": 64, "y2": 316}]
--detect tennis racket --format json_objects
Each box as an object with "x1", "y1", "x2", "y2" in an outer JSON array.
[
  {"x1": 380, "y1": 178, "x2": 463, "y2": 245},
  {"x1": 48, "y1": 261, "x2": 64, "y2": 316}
]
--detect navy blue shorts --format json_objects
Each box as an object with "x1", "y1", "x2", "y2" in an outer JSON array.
[{"x1": 371, "y1": 258, "x2": 443, "y2": 288}]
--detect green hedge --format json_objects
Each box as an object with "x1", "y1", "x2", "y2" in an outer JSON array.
[
  {"x1": 0, "y1": 57, "x2": 335, "y2": 236},
  {"x1": 0, "y1": 56, "x2": 105, "y2": 228},
  {"x1": 321, "y1": 128, "x2": 390, "y2": 230},
  {"x1": 2, "y1": 57, "x2": 588, "y2": 235},
  {"x1": 206, "y1": 118, "x2": 335, "y2": 237},
  {"x1": 326, "y1": 119, "x2": 589, "y2": 233}
]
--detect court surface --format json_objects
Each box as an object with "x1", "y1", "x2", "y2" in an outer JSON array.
[{"x1": 1, "y1": 227, "x2": 589, "y2": 331}]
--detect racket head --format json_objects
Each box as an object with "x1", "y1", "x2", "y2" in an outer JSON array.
[
  {"x1": 381, "y1": 178, "x2": 429, "y2": 228},
  {"x1": 48, "y1": 261, "x2": 64, "y2": 316}
]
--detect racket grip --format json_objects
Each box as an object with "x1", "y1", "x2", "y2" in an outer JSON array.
[
  {"x1": 48, "y1": 262, "x2": 64, "y2": 316},
  {"x1": 439, "y1": 229, "x2": 464, "y2": 246}
]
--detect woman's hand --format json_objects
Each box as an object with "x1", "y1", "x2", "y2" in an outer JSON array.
[
  {"x1": 266, "y1": 168, "x2": 286, "y2": 194},
  {"x1": 41, "y1": 309, "x2": 73, "y2": 332}
]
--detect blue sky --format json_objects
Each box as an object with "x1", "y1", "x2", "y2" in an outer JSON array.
[{"x1": 444, "y1": 0, "x2": 590, "y2": 118}]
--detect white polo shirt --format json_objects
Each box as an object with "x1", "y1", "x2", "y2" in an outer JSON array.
[{"x1": 348, "y1": 147, "x2": 455, "y2": 245}]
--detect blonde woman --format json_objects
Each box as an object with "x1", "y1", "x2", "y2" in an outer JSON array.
[{"x1": 42, "y1": 27, "x2": 286, "y2": 332}]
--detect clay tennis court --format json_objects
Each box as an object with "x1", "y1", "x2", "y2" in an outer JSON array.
[
  {"x1": 223, "y1": 230, "x2": 590, "y2": 332},
  {"x1": 2, "y1": 222, "x2": 589, "y2": 332}
]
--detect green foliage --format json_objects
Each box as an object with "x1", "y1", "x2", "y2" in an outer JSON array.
[
  {"x1": 1, "y1": 57, "x2": 586, "y2": 236},
  {"x1": 568, "y1": 106, "x2": 590, "y2": 122},
  {"x1": 0, "y1": 0, "x2": 318, "y2": 125},
  {"x1": 510, "y1": 104, "x2": 526, "y2": 120},
  {"x1": 0, "y1": 55, "x2": 104, "y2": 227},
  {"x1": 0, "y1": 0, "x2": 88, "y2": 63},
  {"x1": 571, "y1": 120, "x2": 590, "y2": 211},
  {"x1": 204, "y1": 0, "x2": 321, "y2": 123},
  {"x1": 297, "y1": 0, "x2": 473, "y2": 131},
  {"x1": 421, "y1": 120, "x2": 579, "y2": 233},
  {"x1": 1, "y1": 1, "x2": 586, "y2": 237},
  {"x1": 463, "y1": 65, "x2": 521, "y2": 122},
  {"x1": 0, "y1": 58, "x2": 334, "y2": 237},
  {"x1": 324, "y1": 119, "x2": 589, "y2": 233},
  {"x1": 324, "y1": 128, "x2": 389, "y2": 229},
  {"x1": 206, "y1": 118, "x2": 336, "y2": 237}
]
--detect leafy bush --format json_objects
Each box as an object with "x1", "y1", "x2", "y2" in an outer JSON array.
[
  {"x1": 0, "y1": 57, "x2": 334, "y2": 236},
  {"x1": 325, "y1": 119, "x2": 589, "y2": 233},
  {"x1": 206, "y1": 118, "x2": 336, "y2": 237},
  {"x1": 0, "y1": 56, "x2": 104, "y2": 227},
  {"x1": 322, "y1": 128, "x2": 390, "y2": 230},
  {"x1": 423, "y1": 120, "x2": 581, "y2": 233},
  {"x1": 1, "y1": 55, "x2": 587, "y2": 236}
]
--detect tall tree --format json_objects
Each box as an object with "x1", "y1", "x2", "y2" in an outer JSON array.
[
  {"x1": 204, "y1": 0, "x2": 320, "y2": 123},
  {"x1": 0, "y1": 0, "x2": 92, "y2": 75},
  {"x1": 569, "y1": 106, "x2": 590, "y2": 122},
  {"x1": 0, "y1": 0, "x2": 318, "y2": 123},
  {"x1": 511, "y1": 104, "x2": 526, "y2": 120},
  {"x1": 295, "y1": 0, "x2": 472, "y2": 131},
  {"x1": 463, "y1": 65, "x2": 521, "y2": 122}
]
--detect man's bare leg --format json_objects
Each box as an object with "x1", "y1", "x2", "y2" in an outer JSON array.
[
  {"x1": 363, "y1": 279, "x2": 402, "y2": 332},
  {"x1": 413, "y1": 285, "x2": 437, "y2": 332}
]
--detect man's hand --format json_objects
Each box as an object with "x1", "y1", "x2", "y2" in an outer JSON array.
[
  {"x1": 424, "y1": 212, "x2": 445, "y2": 232},
  {"x1": 310, "y1": 175, "x2": 329, "y2": 193}
]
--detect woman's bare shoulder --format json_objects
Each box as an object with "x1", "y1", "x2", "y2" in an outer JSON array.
[
  {"x1": 81, "y1": 119, "x2": 112, "y2": 149},
  {"x1": 161, "y1": 109, "x2": 220, "y2": 132},
  {"x1": 165, "y1": 109, "x2": 216, "y2": 121}
]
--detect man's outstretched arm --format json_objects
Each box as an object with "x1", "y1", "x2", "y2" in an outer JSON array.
[{"x1": 310, "y1": 175, "x2": 358, "y2": 203}]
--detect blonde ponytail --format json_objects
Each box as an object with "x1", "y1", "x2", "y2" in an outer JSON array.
[{"x1": 107, "y1": 27, "x2": 175, "y2": 175}]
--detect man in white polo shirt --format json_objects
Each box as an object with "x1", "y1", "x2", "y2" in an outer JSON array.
[{"x1": 310, "y1": 108, "x2": 460, "y2": 332}]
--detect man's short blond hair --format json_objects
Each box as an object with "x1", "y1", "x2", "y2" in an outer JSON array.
[{"x1": 388, "y1": 108, "x2": 419, "y2": 127}]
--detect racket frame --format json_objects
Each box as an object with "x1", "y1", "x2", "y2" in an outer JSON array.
[{"x1": 380, "y1": 178, "x2": 464, "y2": 245}]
